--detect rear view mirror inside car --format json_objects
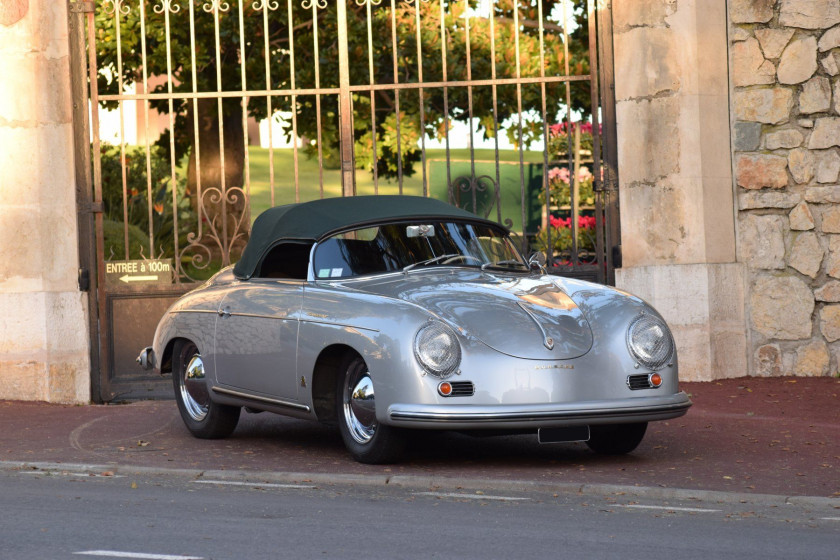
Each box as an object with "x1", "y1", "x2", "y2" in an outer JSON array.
[{"x1": 407, "y1": 225, "x2": 435, "y2": 238}]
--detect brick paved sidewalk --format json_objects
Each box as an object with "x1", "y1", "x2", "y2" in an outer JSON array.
[{"x1": 1, "y1": 377, "x2": 837, "y2": 497}]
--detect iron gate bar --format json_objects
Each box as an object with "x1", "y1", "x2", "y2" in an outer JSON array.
[
  {"x1": 489, "y1": 2, "x2": 502, "y2": 225},
  {"x1": 390, "y1": 0, "x2": 404, "y2": 194},
  {"x1": 337, "y1": 0, "x2": 356, "y2": 196},
  {"x1": 563, "y1": 0, "x2": 577, "y2": 267},
  {"x1": 513, "y1": 0, "x2": 526, "y2": 253},
  {"x1": 188, "y1": 0, "x2": 205, "y2": 249},
  {"x1": 308, "y1": 0, "x2": 326, "y2": 197},
  {"x1": 138, "y1": 0, "x2": 155, "y2": 258},
  {"x1": 588, "y1": 0, "x2": 605, "y2": 279},
  {"x1": 463, "y1": 0, "x2": 473, "y2": 213},
  {"x1": 107, "y1": 1, "x2": 130, "y2": 261},
  {"x1": 210, "y1": 1, "x2": 229, "y2": 260},
  {"x1": 596, "y1": 0, "x2": 620, "y2": 286},
  {"x1": 162, "y1": 1, "x2": 182, "y2": 273},
  {"x1": 239, "y1": 1, "x2": 251, "y2": 214},
  {"x1": 439, "y1": 0, "x2": 450, "y2": 203},
  {"x1": 412, "y1": 0, "x2": 428, "y2": 197},
  {"x1": 288, "y1": 0, "x2": 302, "y2": 202},
  {"x1": 540, "y1": 0, "x2": 554, "y2": 267},
  {"x1": 362, "y1": 0, "x2": 379, "y2": 194},
  {"x1": 256, "y1": 0, "x2": 276, "y2": 207},
  {"x1": 68, "y1": 1, "x2": 102, "y2": 401}
]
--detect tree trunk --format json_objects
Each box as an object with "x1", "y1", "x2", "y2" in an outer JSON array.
[{"x1": 185, "y1": 98, "x2": 248, "y2": 266}]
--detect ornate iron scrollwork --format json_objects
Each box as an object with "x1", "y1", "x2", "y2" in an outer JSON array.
[
  {"x1": 103, "y1": 0, "x2": 131, "y2": 16},
  {"x1": 203, "y1": 0, "x2": 230, "y2": 13},
  {"x1": 178, "y1": 186, "x2": 250, "y2": 282},
  {"x1": 153, "y1": 0, "x2": 181, "y2": 15},
  {"x1": 301, "y1": 0, "x2": 327, "y2": 10},
  {"x1": 253, "y1": 0, "x2": 280, "y2": 11},
  {"x1": 448, "y1": 174, "x2": 501, "y2": 221}
]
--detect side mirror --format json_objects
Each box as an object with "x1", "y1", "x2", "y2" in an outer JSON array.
[{"x1": 528, "y1": 252, "x2": 546, "y2": 273}]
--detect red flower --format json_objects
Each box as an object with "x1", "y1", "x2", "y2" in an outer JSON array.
[{"x1": 578, "y1": 216, "x2": 597, "y2": 229}]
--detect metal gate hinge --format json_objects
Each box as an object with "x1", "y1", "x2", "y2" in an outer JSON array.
[
  {"x1": 611, "y1": 245, "x2": 623, "y2": 269},
  {"x1": 69, "y1": 1, "x2": 95, "y2": 14},
  {"x1": 78, "y1": 268, "x2": 90, "y2": 292}
]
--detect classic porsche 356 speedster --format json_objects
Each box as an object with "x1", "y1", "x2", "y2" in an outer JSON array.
[{"x1": 138, "y1": 195, "x2": 691, "y2": 463}]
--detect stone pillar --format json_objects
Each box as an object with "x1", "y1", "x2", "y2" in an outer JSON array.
[
  {"x1": 612, "y1": 0, "x2": 748, "y2": 381},
  {"x1": 0, "y1": 0, "x2": 90, "y2": 402}
]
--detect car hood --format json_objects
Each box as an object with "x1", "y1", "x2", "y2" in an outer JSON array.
[{"x1": 346, "y1": 271, "x2": 593, "y2": 360}]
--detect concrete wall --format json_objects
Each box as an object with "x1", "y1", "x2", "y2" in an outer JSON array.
[
  {"x1": 729, "y1": 0, "x2": 840, "y2": 377},
  {"x1": 0, "y1": 0, "x2": 90, "y2": 403},
  {"x1": 613, "y1": 0, "x2": 749, "y2": 381}
]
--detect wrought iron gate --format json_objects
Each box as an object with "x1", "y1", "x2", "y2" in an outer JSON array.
[{"x1": 69, "y1": 0, "x2": 619, "y2": 402}]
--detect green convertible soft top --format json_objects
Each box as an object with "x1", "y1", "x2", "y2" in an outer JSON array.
[{"x1": 233, "y1": 195, "x2": 501, "y2": 279}]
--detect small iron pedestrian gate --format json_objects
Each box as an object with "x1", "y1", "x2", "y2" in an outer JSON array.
[{"x1": 68, "y1": 0, "x2": 619, "y2": 402}]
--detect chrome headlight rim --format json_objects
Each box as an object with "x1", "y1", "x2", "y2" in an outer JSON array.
[
  {"x1": 626, "y1": 313, "x2": 674, "y2": 371},
  {"x1": 413, "y1": 321, "x2": 462, "y2": 379}
]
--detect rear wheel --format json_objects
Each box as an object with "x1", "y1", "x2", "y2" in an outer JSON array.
[
  {"x1": 173, "y1": 339, "x2": 240, "y2": 439},
  {"x1": 337, "y1": 354, "x2": 406, "y2": 464},
  {"x1": 585, "y1": 422, "x2": 648, "y2": 455}
]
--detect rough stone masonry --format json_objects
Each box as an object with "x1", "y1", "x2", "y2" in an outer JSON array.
[{"x1": 731, "y1": 0, "x2": 840, "y2": 376}]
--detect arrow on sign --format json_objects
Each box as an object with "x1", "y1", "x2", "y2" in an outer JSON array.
[{"x1": 119, "y1": 275, "x2": 159, "y2": 283}]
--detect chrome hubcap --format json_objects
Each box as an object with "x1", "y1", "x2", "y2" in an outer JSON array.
[
  {"x1": 181, "y1": 353, "x2": 209, "y2": 422},
  {"x1": 343, "y1": 367, "x2": 376, "y2": 444}
]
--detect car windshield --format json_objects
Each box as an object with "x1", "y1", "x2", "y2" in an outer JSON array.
[{"x1": 312, "y1": 221, "x2": 527, "y2": 279}]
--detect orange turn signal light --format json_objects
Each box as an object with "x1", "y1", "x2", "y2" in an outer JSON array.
[
  {"x1": 649, "y1": 373, "x2": 662, "y2": 387},
  {"x1": 438, "y1": 382, "x2": 453, "y2": 396}
]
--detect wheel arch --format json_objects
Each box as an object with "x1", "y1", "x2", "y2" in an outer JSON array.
[
  {"x1": 159, "y1": 336, "x2": 191, "y2": 375},
  {"x1": 311, "y1": 344, "x2": 361, "y2": 423}
]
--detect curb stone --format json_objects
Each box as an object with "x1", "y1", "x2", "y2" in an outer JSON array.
[{"x1": 4, "y1": 460, "x2": 837, "y2": 509}]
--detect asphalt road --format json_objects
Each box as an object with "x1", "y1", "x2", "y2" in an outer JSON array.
[{"x1": 2, "y1": 469, "x2": 838, "y2": 560}]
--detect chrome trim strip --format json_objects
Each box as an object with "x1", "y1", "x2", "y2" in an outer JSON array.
[
  {"x1": 230, "y1": 312, "x2": 293, "y2": 320},
  {"x1": 389, "y1": 401, "x2": 691, "y2": 423},
  {"x1": 211, "y1": 386, "x2": 311, "y2": 412},
  {"x1": 172, "y1": 309, "x2": 378, "y2": 333},
  {"x1": 300, "y1": 319, "x2": 379, "y2": 333},
  {"x1": 517, "y1": 302, "x2": 554, "y2": 350}
]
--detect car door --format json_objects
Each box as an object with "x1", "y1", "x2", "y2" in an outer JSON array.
[{"x1": 213, "y1": 279, "x2": 303, "y2": 401}]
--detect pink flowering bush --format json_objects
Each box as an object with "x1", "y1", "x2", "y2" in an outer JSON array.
[
  {"x1": 533, "y1": 213, "x2": 597, "y2": 255},
  {"x1": 539, "y1": 164, "x2": 596, "y2": 208},
  {"x1": 548, "y1": 121, "x2": 599, "y2": 155}
]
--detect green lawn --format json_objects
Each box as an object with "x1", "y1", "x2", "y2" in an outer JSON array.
[{"x1": 246, "y1": 147, "x2": 548, "y2": 233}]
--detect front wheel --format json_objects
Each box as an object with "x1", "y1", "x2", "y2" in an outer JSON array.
[
  {"x1": 173, "y1": 339, "x2": 240, "y2": 439},
  {"x1": 337, "y1": 354, "x2": 406, "y2": 464},
  {"x1": 585, "y1": 422, "x2": 648, "y2": 455}
]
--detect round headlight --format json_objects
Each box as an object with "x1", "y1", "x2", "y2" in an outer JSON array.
[
  {"x1": 627, "y1": 314, "x2": 674, "y2": 370},
  {"x1": 414, "y1": 321, "x2": 461, "y2": 378}
]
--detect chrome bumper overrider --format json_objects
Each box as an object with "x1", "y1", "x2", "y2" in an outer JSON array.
[
  {"x1": 136, "y1": 346, "x2": 155, "y2": 371},
  {"x1": 387, "y1": 392, "x2": 692, "y2": 428}
]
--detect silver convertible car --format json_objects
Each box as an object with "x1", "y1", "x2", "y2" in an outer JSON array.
[{"x1": 138, "y1": 195, "x2": 691, "y2": 463}]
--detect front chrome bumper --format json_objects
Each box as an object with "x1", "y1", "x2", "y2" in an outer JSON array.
[{"x1": 386, "y1": 391, "x2": 691, "y2": 430}]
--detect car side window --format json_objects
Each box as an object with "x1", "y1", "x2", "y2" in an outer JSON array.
[{"x1": 256, "y1": 242, "x2": 313, "y2": 280}]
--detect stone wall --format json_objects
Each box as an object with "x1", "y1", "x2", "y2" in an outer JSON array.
[
  {"x1": 730, "y1": 0, "x2": 840, "y2": 376},
  {"x1": 0, "y1": 0, "x2": 91, "y2": 402},
  {"x1": 614, "y1": 0, "x2": 748, "y2": 382}
]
